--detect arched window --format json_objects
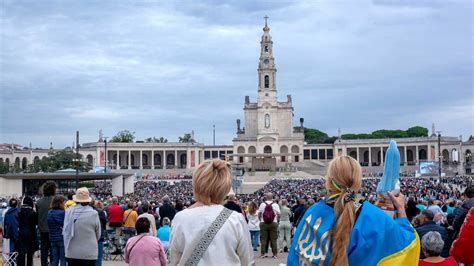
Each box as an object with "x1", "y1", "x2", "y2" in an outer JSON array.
[
  {"x1": 265, "y1": 114, "x2": 270, "y2": 128},
  {"x1": 142, "y1": 154, "x2": 148, "y2": 166},
  {"x1": 264, "y1": 146, "x2": 272, "y2": 154},
  {"x1": 167, "y1": 154, "x2": 175, "y2": 166},
  {"x1": 363, "y1": 151, "x2": 369, "y2": 163},
  {"x1": 21, "y1": 158, "x2": 28, "y2": 170},
  {"x1": 407, "y1": 150, "x2": 414, "y2": 162},
  {"x1": 154, "y1": 154, "x2": 162, "y2": 166},
  {"x1": 264, "y1": 45, "x2": 268, "y2": 52},
  {"x1": 419, "y1": 149, "x2": 427, "y2": 160},
  {"x1": 264, "y1": 75, "x2": 269, "y2": 88},
  {"x1": 349, "y1": 151, "x2": 357, "y2": 160}
]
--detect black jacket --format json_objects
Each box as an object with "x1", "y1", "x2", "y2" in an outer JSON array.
[
  {"x1": 453, "y1": 198, "x2": 474, "y2": 233},
  {"x1": 159, "y1": 203, "x2": 176, "y2": 226},
  {"x1": 16, "y1": 206, "x2": 38, "y2": 253},
  {"x1": 224, "y1": 201, "x2": 242, "y2": 214},
  {"x1": 416, "y1": 221, "x2": 449, "y2": 258}
]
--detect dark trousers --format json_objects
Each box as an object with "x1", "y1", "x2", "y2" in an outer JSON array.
[
  {"x1": 67, "y1": 258, "x2": 96, "y2": 266},
  {"x1": 40, "y1": 232, "x2": 52, "y2": 266},
  {"x1": 260, "y1": 222, "x2": 278, "y2": 255},
  {"x1": 17, "y1": 252, "x2": 34, "y2": 266}
]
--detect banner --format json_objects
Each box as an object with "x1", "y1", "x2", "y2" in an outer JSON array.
[
  {"x1": 191, "y1": 151, "x2": 195, "y2": 167},
  {"x1": 99, "y1": 151, "x2": 105, "y2": 166}
]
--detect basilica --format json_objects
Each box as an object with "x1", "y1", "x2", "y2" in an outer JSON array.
[{"x1": 1, "y1": 22, "x2": 473, "y2": 177}]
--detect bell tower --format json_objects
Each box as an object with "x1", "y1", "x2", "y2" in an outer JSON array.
[{"x1": 257, "y1": 16, "x2": 277, "y2": 104}]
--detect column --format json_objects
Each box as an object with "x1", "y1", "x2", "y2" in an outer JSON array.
[
  {"x1": 128, "y1": 150, "x2": 131, "y2": 169},
  {"x1": 175, "y1": 150, "x2": 178, "y2": 168},
  {"x1": 356, "y1": 147, "x2": 360, "y2": 163},
  {"x1": 186, "y1": 149, "x2": 191, "y2": 169},
  {"x1": 404, "y1": 146, "x2": 408, "y2": 166},
  {"x1": 151, "y1": 150, "x2": 155, "y2": 169},
  {"x1": 139, "y1": 150, "x2": 143, "y2": 169},
  {"x1": 368, "y1": 147, "x2": 372, "y2": 167},
  {"x1": 428, "y1": 145, "x2": 432, "y2": 162},
  {"x1": 325, "y1": 149, "x2": 328, "y2": 161},
  {"x1": 116, "y1": 150, "x2": 119, "y2": 169},
  {"x1": 163, "y1": 151, "x2": 166, "y2": 170},
  {"x1": 380, "y1": 147, "x2": 384, "y2": 166},
  {"x1": 416, "y1": 146, "x2": 419, "y2": 164}
]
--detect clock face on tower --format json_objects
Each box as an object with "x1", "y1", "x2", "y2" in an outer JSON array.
[{"x1": 264, "y1": 59, "x2": 269, "y2": 65}]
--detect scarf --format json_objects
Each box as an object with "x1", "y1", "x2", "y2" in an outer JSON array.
[{"x1": 63, "y1": 204, "x2": 97, "y2": 249}]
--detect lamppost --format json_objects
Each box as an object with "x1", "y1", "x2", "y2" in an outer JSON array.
[
  {"x1": 75, "y1": 131, "x2": 80, "y2": 189},
  {"x1": 104, "y1": 137, "x2": 108, "y2": 173},
  {"x1": 437, "y1": 131, "x2": 442, "y2": 178}
]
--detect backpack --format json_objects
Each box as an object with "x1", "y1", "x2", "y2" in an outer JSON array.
[{"x1": 262, "y1": 202, "x2": 275, "y2": 224}]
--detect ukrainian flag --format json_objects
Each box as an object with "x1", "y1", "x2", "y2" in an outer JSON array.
[{"x1": 288, "y1": 201, "x2": 420, "y2": 266}]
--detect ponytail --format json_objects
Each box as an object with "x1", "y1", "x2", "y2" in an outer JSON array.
[
  {"x1": 329, "y1": 194, "x2": 356, "y2": 266},
  {"x1": 326, "y1": 156, "x2": 362, "y2": 266}
]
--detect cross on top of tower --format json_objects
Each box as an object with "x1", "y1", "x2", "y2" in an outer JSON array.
[{"x1": 263, "y1": 15, "x2": 270, "y2": 32}]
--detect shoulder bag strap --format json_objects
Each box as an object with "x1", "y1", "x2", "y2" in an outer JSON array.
[
  {"x1": 184, "y1": 208, "x2": 233, "y2": 266},
  {"x1": 123, "y1": 210, "x2": 132, "y2": 224},
  {"x1": 128, "y1": 234, "x2": 146, "y2": 256}
]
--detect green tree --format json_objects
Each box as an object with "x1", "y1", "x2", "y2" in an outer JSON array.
[
  {"x1": 0, "y1": 162, "x2": 9, "y2": 174},
  {"x1": 145, "y1": 136, "x2": 168, "y2": 143},
  {"x1": 406, "y1": 126, "x2": 429, "y2": 137},
  {"x1": 304, "y1": 128, "x2": 329, "y2": 143},
  {"x1": 178, "y1": 133, "x2": 195, "y2": 143},
  {"x1": 111, "y1": 130, "x2": 135, "y2": 143}
]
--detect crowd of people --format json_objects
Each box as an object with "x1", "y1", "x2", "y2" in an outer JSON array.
[
  {"x1": 0, "y1": 158, "x2": 473, "y2": 265},
  {"x1": 135, "y1": 174, "x2": 192, "y2": 181}
]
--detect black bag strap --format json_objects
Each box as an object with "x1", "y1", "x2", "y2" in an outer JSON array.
[
  {"x1": 128, "y1": 234, "x2": 146, "y2": 257},
  {"x1": 184, "y1": 208, "x2": 233, "y2": 266}
]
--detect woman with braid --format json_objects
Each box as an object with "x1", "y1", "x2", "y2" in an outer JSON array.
[{"x1": 288, "y1": 156, "x2": 420, "y2": 266}]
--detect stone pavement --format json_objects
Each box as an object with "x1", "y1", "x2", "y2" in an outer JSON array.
[{"x1": 26, "y1": 252, "x2": 288, "y2": 265}]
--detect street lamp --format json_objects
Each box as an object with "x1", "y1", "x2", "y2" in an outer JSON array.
[
  {"x1": 437, "y1": 131, "x2": 442, "y2": 178},
  {"x1": 104, "y1": 137, "x2": 108, "y2": 173},
  {"x1": 75, "y1": 131, "x2": 80, "y2": 189}
]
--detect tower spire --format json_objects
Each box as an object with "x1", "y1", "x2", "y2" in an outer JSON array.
[{"x1": 257, "y1": 17, "x2": 277, "y2": 103}]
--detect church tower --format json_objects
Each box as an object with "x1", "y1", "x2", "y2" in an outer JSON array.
[
  {"x1": 233, "y1": 18, "x2": 304, "y2": 169},
  {"x1": 257, "y1": 17, "x2": 277, "y2": 103}
]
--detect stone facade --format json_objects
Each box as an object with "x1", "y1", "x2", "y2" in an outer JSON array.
[{"x1": 232, "y1": 21, "x2": 305, "y2": 168}]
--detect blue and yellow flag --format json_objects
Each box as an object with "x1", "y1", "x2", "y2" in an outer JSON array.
[{"x1": 288, "y1": 201, "x2": 420, "y2": 266}]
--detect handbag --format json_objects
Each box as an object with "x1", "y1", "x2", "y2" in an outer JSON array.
[{"x1": 184, "y1": 208, "x2": 233, "y2": 266}]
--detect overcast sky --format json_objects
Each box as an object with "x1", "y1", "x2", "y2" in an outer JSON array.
[{"x1": 1, "y1": 0, "x2": 472, "y2": 148}]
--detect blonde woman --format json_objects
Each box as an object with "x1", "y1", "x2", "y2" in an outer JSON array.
[
  {"x1": 288, "y1": 156, "x2": 420, "y2": 266},
  {"x1": 278, "y1": 199, "x2": 291, "y2": 253},
  {"x1": 247, "y1": 201, "x2": 260, "y2": 251},
  {"x1": 170, "y1": 159, "x2": 254, "y2": 266}
]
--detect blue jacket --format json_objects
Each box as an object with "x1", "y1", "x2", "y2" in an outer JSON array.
[
  {"x1": 3, "y1": 207, "x2": 19, "y2": 241},
  {"x1": 415, "y1": 221, "x2": 449, "y2": 258},
  {"x1": 47, "y1": 209, "x2": 65, "y2": 242}
]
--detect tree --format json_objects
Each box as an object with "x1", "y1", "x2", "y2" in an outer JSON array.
[
  {"x1": 111, "y1": 130, "x2": 135, "y2": 143},
  {"x1": 0, "y1": 162, "x2": 9, "y2": 174},
  {"x1": 304, "y1": 128, "x2": 329, "y2": 143},
  {"x1": 145, "y1": 136, "x2": 168, "y2": 143},
  {"x1": 406, "y1": 126, "x2": 429, "y2": 137},
  {"x1": 178, "y1": 133, "x2": 195, "y2": 143}
]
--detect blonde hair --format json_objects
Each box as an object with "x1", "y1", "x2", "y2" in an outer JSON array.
[
  {"x1": 280, "y1": 199, "x2": 288, "y2": 207},
  {"x1": 193, "y1": 159, "x2": 233, "y2": 205},
  {"x1": 248, "y1": 201, "x2": 258, "y2": 215},
  {"x1": 326, "y1": 156, "x2": 362, "y2": 266}
]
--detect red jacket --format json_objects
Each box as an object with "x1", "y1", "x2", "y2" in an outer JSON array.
[
  {"x1": 450, "y1": 207, "x2": 474, "y2": 266},
  {"x1": 108, "y1": 203, "x2": 124, "y2": 224}
]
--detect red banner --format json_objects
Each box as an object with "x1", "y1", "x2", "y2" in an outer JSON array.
[{"x1": 191, "y1": 151, "x2": 195, "y2": 167}]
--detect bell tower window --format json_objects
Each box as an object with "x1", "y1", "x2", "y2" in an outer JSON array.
[
  {"x1": 264, "y1": 75, "x2": 269, "y2": 88},
  {"x1": 264, "y1": 45, "x2": 268, "y2": 52}
]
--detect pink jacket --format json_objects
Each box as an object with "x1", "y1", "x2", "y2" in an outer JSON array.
[{"x1": 125, "y1": 234, "x2": 167, "y2": 266}]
